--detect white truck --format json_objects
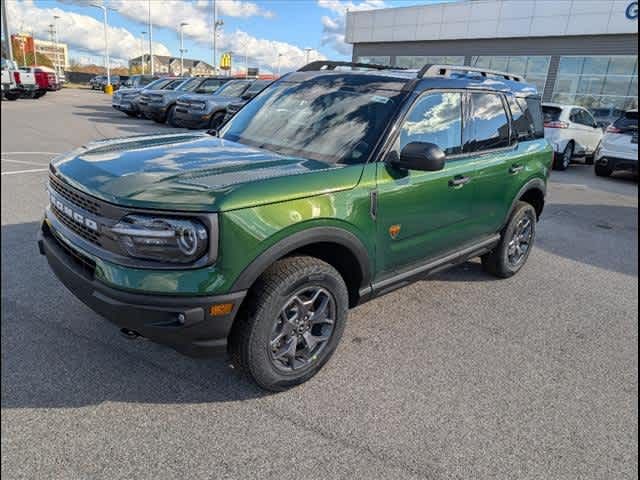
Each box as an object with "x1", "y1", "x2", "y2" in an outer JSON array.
[{"x1": 1, "y1": 58, "x2": 45, "y2": 100}]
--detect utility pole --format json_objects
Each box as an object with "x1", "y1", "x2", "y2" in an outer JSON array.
[
  {"x1": 304, "y1": 47, "x2": 311, "y2": 65},
  {"x1": 1, "y1": 0, "x2": 14, "y2": 61},
  {"x1": 53, "y1": 15, "x2": 61, "y2": 78},
  {"x1": 148, "y1": 0, "x2": 154, "y2": 75},
  {"x1": 277, "y1": 53, "x2": 283, "y2": 77},
  {"x1": 179, "y1": 22, "x2": 188, "y2": 76},
  {"x1": 212, "y1": 0, "x2": 223, "y2": 73}
]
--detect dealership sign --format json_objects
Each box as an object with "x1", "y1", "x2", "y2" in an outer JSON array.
[{"x1": 626, "y1": 2, "x2": 638, "y2": 20}]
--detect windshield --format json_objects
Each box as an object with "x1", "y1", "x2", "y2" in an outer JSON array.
[
  {"x1": 175, "y1": 78, "x2": 201, "y2": 92},
  {"x1": 214, "y1": 81, "x2": 251, "y2": 97},
  {"x1": 221, "y1": 81, "x2": 404, "y2": 164},
  {"x1": 613, "y1": 111, "x2": 638, "y2": 131},
  {"x1": 143, "y1": 78, "x2": 170, "y2": 90},
  {"x1": 245, "y1": 80, "x2": 271, "y2": 95}
]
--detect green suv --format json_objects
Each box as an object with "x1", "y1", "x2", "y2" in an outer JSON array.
[{"x1": 39, "y1": 61, "x2": 552, "y2": 391}]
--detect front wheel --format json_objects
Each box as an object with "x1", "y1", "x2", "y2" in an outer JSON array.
[
  {"x1": 124, "y1": 111, "x2": 138, "y2": 118},
  {"x1": 228, "y1": 256, "x2": 348, "y2": 391},
  {"x1": 208, "y1": 111, "x2": 226, "y2": 131},
  {"x1": 595, "y1": 162, "x2": 613, "y2": 177},
  {"x1": 482, "y1": 201, "x2": 537, "y2": 278},
  {"x1": 166, "y1": 105, "x2": 177, "y2": 126}
]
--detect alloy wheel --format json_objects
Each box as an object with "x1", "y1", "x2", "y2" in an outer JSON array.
[
  {"x1": 269, "y1": 287, "x2": 336, "y2": 372},
  {"x1": 507, "y1": 216, "x2": 533, "y2": 267}
]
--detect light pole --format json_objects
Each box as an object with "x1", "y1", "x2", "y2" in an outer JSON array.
[
  {"x1": 53, "y1": 15, "x2": 61, "y2": 78},
  {"x1": 244, "y1": 43, "x2": 249, "y2": 77},
  {"x1": 179, "y1": 22, "x2": 188, "y2": 76},
  {"x1": 1, "y1": 0, "x2": 14, "y2": 62},
  {"x1": 148, "y1": 0, "x2": 154, "y2": 75},
  {"x1": 90, "y1": 4, "x2": 110, "y2": 87},
  {"x1": 304, "y1": 47, "x2": 312, "y2": 65},
  {"x1": 276, "y1": 53, "x2": 283, "y2": 77},
  {"x1": 140, "y1": 31, "x2": 146, "y2": 74},
  {"x1": 212, "y1": 0, "x2": 223, "y2": 73}
]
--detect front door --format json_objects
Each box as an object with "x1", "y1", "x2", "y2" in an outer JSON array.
[{"x1": 375, "y1": 91, "x2": 477, "y2": 278}]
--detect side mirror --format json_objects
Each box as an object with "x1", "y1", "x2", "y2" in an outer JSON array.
[{"x1": 392, "y1": 142, "x2": 446, "y2": 172}]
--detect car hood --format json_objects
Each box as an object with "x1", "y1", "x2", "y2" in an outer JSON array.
[{"x1": 50, "y1": 133, "x2": 359, "y2": 212}]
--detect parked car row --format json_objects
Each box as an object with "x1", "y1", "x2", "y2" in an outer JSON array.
[
  {"x1": 543, "y1": 103, "x2": 637, "y2": 176},
  {"x1": 112, "y1": 75, "x2": 271, "y2": 130},
  {"x1": 1, "y1": 58, "x2": 63, "y2": 101},
  {"x1": 90, "y1": 74, "x2": 131, "y2": 91}
]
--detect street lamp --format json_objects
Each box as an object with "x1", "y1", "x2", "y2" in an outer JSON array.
[
  {"x1": 277, "y1": 52, "x2": 283, "y2": 77},
  {"x1": 140, "y1": 31, "x2": 146, "y2": 74},
  {"x1": 212, "y1": 0, "x2": 223, "y2": 73},
  {"x1": 148, "y1": 0, "x2": 154, "y2": 75},
  {"x1": 304, "y1": 47, "x2": 312, "y2": 65},
  {"x1": 179, "y1": 22, "x2": 188, "y2": 76},
  {"x1": 90, "y1": 4, "x2": 110, "y2": 87}
]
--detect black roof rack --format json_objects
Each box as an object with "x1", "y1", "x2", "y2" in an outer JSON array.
[
  {"x1": 417, "y1": 64, "x2": 524, "y2": 82},
  {"x1": 297, "y1": 60, "x2": 398, "y2": 72}
]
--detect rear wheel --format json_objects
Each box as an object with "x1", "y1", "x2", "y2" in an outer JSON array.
[
  {"x1": 228, "y1": 256, "x2": 348, "y2": 391},
  {"x1": 4, "y1": 91, "x2": 20, "y2": 101},
  {"x1": 553, "y1": 142, "x2": 573, "y2": 170},
  {"x1": 482, "y1": 202, "x2": 537, "y2": 278}
]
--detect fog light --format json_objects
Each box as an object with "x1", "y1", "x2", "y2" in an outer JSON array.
[{"x1": 210, "y1": 303, "x2": 234, "y2": 316}]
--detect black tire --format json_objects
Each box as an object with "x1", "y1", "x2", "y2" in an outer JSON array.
[
  {"x1": 208, "y1": 111, "x2": 226, "y2": 130},
  {"x1": 228, "y1": 256, "x2": 349, "y2": 392},
  {"x1": 4, "y1": 92, "x2": 19, "y2": 101},
  {"x1": 166, "y1": 105, "x2": 177, "y2": 126},
  {"x1": 482, "y1": 201, "x2": 537, "y2": 279},
  {"x1": 595, "y1": 162, "x2": 613, "y2": 177},
  {"x1": 553, "y1": 142, "x2": 573, "y2": 170},
  {"x1": 124, "y1": 111, "x2": 138, "y2": 118},
  {"x1": 585, "y1": 154, "x2": 595, "y2": 166}
]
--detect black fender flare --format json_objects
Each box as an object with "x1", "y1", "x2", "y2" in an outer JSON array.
[
  {"x1": 231, "y1": 226, "x2": 372, "y2": 292},
  {"x1": 502, "y1": 177, "x2": 546, "y2": 230}
]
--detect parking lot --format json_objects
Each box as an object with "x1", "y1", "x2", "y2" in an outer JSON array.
[{"x1": 1, "y1": 89, "x2": 638, "y2": 479}]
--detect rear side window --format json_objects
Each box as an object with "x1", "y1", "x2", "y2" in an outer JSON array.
[
  {"x1": 613, "y1": 111, "x2": 638, "y2": 131},
  {"x1": 399, "y1": 92, "x2": 463, "y2": 155},
  {"x1": 464, "y1": 93, "x2": 510, "y2": 152},
  {"x1": 519, "y1": 97, "x2": 544, "y2": 139},
  {"x1": 198, "y1": 79, "x2": 226, "y2": 93},
  {"x1": 570, "y1": 109, "x2": 592, "y2": 126},
  {"x1": 507, "y1": 95, "x2": 537, "y2": 141},
  {"x1": 542, "y1": 106, "x2": 562, "y2": 123}
]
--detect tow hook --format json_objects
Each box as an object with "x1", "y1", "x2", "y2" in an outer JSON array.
[{"x1": 120, "y1": 328, "x2": 142, "y2": 340}]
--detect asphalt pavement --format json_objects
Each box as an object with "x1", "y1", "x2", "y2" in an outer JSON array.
[{"x1": 2, "y1": 89, "x2": 638, "y2": 479}]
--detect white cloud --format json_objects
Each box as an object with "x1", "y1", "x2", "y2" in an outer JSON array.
[
  {"x1": 318, "y1": 0, "x2": 386, "y2": 56},
  {"x1": 6, "y1": 0, "x2": 171, "y2": 63}
]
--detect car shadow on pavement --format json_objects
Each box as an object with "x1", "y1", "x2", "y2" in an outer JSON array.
[
  {"x1": 71, "y1": 105, "x2": 189, "y2": 135},
  {"x1": 2, "y1": 222, "x2": 267, "y2": 409}
]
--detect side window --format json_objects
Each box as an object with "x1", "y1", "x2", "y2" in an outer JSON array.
[
  {"x1": 506, "y1": 95, "x2": 532, "y2": 142},
  {"x1": 199, "y1": 79, "x2": 224, "y2": 93},
  {"x1": 464, "y1": 93, "x2": 511, "y2": 152},
  {"x1": 518, "y1": 97, "x2": 544, "y2": 139},
  {"x1": 582, "y1": 110, "x2": 596, "y2": 127},
  {"x1": 399, "y1": 92, "x2": 463, "y2": 155},
  {"x1": 570, "y1": 109, "x2": 590, "y2": 126}
]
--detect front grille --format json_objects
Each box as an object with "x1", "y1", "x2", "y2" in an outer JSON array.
[
  {"x1": 52, "y1": 202, "x2": 102, "y2": 246},
  {"x1": 49, "y1": 175, "x2": 101, "y2": 215}
]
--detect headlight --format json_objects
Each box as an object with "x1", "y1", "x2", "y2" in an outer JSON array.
[
  {"x1": 111, "y1": 214, "x2": 208, "y2": 264},
  {"x1": 192, "y1": 102, "x2": 206, "y2": 110}
]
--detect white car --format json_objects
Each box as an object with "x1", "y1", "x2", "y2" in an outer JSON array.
[
  {"x1": 594, "y1": 110, "x2": 638, "y2": 177},
  {"x1": 542, "y1": 103, "x2": 603, "y2": 171}
]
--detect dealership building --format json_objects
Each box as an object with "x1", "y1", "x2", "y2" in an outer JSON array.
[{"x1": 346, "y1": 0, "x2": 638, "y2": 118}]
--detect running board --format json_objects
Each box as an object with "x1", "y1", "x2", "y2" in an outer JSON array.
[{"x1": 359, "y1": 235, "x2": 500, "y2": 301}]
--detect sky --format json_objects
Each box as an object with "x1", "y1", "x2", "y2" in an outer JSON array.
[{"x1": 3, "y1": 0, "x2": 447, "y2": 73}]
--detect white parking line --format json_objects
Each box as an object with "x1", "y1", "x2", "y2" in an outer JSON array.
[
  {"x1": 1, "y1": 168, "x2": 49, "y2": 176},
  {"x1": 1, "y1": 159, "x2": 48, "y2": 166}
]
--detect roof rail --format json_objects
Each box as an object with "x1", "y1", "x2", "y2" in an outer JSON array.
[
  {"x1": 418, "y1": 64, "x2": 524, "y2": 82},
  {"x1": 297, "y1": 60, "x2": 396, "y2": 72}
]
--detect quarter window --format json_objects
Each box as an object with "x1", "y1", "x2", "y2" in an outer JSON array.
[
  {"x1": 399, "y1": 92, "x2": 463, "y2": 155},
  {"x1": 464, "y1": 93, "x2": 511, "y2": 152}
]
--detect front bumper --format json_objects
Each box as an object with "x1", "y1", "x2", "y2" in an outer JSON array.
[
  {"x1": 38, "y1": 221, "x2": 246, "y2": 357},
  {"x1": 140, "y1": 103, "x2": 167, "y2": 121},
  {"x1": 112, "y1": 99, "x2": 138, "y2": 113},
  {"x1": 174, "y1": 108, "x2": 211, "y2": 129},
  {"x1": 596, "y1": 155, "x2": 638, "y2": 173}
]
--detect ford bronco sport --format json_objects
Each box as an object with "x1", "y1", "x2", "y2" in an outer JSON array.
[{"x1": 39, "y1": 61, "x2": 552, "y2": 391}]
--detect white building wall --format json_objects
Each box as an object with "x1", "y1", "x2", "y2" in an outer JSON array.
[{"x1": 346, "y1": 0, "x2": 638, "y2": 44}]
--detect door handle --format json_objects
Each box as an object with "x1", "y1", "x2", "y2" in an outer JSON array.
[
  {"x1": 449, "y1": 175, "x2": 470, "y2": 188},
  {"x1": 509, "y1": 164, "x2": 524, "y2": 174}
]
